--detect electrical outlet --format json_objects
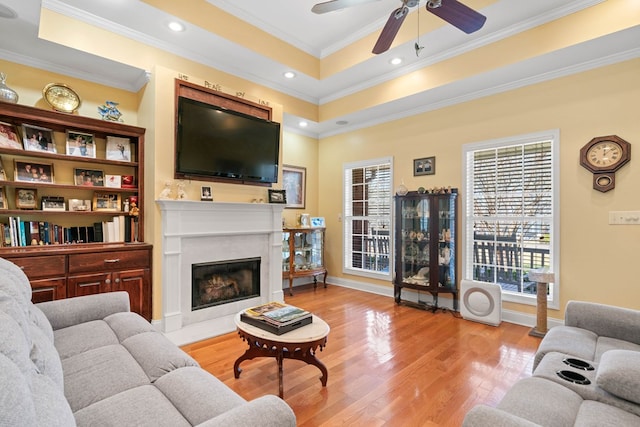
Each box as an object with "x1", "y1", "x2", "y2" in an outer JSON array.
[{"x1": 609, "y1": 211, "x2": 640, "y2": 225}]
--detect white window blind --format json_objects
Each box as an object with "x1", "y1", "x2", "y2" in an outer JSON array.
[
  {"x1": 343, "y1": 157, "x2": 392, "y2": 278},
  {"x1": 463, "y1": 131, "x2": 559, "y2": 307}
]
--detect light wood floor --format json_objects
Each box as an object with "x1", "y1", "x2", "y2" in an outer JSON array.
[{"x1": 181, "y1": 284, "x2": 541, "y2": 426}]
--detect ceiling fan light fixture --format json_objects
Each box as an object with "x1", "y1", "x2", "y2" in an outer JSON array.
[{"x1": 426, "y1": 0, "x2": 442, "y2": 9}]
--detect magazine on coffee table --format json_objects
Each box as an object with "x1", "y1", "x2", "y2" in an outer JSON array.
[{"x1": 241, "y1": 302, "x2": 312, "y2": 335}]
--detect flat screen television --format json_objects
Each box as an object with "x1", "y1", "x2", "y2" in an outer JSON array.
[{"x1": 175, "y1": 96, "x2": 281, "y2": 184}]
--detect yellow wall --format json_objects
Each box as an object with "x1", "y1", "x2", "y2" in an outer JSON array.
[
  {"x1": 319, "y1": 58, "x2": 640, "y2": 316},
  {"x1": 280, "y1": 131, "x2": 320, "y2": 228},
  {"x1": 0, "y1": 61, "x2": 138, "y2": 122}
]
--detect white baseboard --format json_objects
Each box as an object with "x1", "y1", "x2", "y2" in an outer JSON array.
[{"x1": 325, "y1": 275, "x2": 565, "y2": 328}]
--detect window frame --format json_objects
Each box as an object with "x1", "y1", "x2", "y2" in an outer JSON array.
[
  {"x1": 342, "y1": 156, "x2": 393, "y2": 280},
  {"x1": 462, "y1": 130, "x2": 560, "y2": 308}
]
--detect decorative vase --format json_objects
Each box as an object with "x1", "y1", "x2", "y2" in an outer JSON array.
[
  {"x1": 396, "y1": 183, "x2": 408, "y2": 196},
  {"x1": 0, "y1": 72, "x2": 18, "y2": 104}
]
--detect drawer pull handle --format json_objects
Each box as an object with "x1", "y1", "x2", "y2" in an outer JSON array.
[{"x1": 104, "y1": 259, "x2": 120, "y2": 263}]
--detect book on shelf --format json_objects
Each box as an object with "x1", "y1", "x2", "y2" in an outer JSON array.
[{"x1": 240, "y1": 302, "x2": 312, "y2": 335}]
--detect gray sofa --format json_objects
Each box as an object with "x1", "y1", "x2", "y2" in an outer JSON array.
[
  {"x1": 463, "y1": 301, "x2": 640, "y2": 426},
  {"x1": 0, "y1": 257, "x2": 296, "y2": 426}
]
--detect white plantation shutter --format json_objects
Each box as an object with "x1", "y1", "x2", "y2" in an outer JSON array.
[
  {"x1": 463, "y1": 130, "x2": 559, "y2": 307},
  {"x1": 343, "y1": 157, "x2": 392, "y2": 278}
]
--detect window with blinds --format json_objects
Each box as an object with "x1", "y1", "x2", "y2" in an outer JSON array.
[
  {"x1": 343, "y1": 157, "x2": 392, "y2": 278},
  {"x1": 463, "y1": 130, "x2": 559, "y2": 306}
]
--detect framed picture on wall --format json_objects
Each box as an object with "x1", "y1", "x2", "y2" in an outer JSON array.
[
  {"x1": 282, "y1": 164, "x2": 306, "y2": 209},
  {"x1": 414, "y1": 156, "x2": 435, "y2": 176}
]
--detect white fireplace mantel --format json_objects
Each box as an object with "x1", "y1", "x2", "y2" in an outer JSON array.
[{"x1": 157, "y1": 200, "x2": 285, "y2": 345}]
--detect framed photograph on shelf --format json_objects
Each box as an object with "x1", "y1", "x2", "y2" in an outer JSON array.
[
  {"x1": 413, "y1": 156, "x2": 435, "y2": 176},
  {"x1": 66, "y1": 130, "x2": 96, "y2": 158},
  {"x1": 0, "y1": 157, "x2": 6, "y2": 180},
  {"x1": 0, "y1": 187, "x2": 7, "y2": 209},
  {"x1": 93, "y1": 192, "x2": 121, "y2": 212},
  {"x1": 201, "y1": 186, "x2": 213, "y2": 201},
  {"x1": 74, "y1": 168, "x2": 104, "y2": 186},
  {"x1": 268, "y1": 189, "x2": 287, "y2": 204},
  {"x1": 311, "y1": 217, "x2": 326, "y2": 227},
  {"x1": 0, "y1": 121, "x2": 23, "y2": 150},
  {"x1": 106, "y1": 136, "x2": 131, "y2": 161},
  {"x1": 41, "y1": 196, "x2": 66, "y2": 212},
  {"x1": 68, "y1": 199, "x2": 91, "y2": 212},
  {"x1": 14, "y1": 160, "x2": 54, "y2": 183},
  {"x1": 104, "y1": 174, "x2": 121, "y2": 188},
  {"x1": 282, "y1": 165, "x2": 306, "y2": 209},
  {"x1": 15, "y1": 188, "x2": 37, "y2": 210},
  {"x1": 22, "y1": 124, "x2": 56, "y2": 153}
]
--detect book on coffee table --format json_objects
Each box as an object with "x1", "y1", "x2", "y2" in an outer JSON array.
[{"x1": 241, "y1": 302, "x2": 312, "y2": 335}]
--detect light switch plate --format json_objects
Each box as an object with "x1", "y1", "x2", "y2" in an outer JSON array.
[{"x1": 609, "y1": 211, "x2": 640, "y2": 225}]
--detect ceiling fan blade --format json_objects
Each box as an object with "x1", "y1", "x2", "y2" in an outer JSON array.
[
  {"x1": 372, "y1": 7, "x2": 408, "y2": 54},
  {"x1": 312, "y1": 0, "x2": 381, "y2": 14},
  {"x1": 426, "y1": 0, "x2": 486, "y2": 34}
]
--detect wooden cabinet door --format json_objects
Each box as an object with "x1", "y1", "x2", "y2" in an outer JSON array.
[
  {"x1": 31, "y1": 278, "x2": 66, "y2": 303},
  {"x1": 67, "y1": 272, "x2": 111, "y2": 297},
  {"x1": 113, "y1": 269, "x2": 151, "y2": 321}
]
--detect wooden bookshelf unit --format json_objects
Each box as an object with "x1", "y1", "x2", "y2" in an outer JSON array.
[{"x1": 0, "y1": 101, "x2": 151, "y2": 320}]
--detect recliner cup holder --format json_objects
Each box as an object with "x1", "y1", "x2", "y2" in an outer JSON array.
[
  {"x1": 556, "y1": 370, "x2": 591, "y2": 385},
  {"x1": 562, "y1": 357, "x2": 594, "y2": 371}
]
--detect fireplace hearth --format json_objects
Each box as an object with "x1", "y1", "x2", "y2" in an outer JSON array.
[{"x1": 192, "y1": 258, "x2": 260, "y2": 310}]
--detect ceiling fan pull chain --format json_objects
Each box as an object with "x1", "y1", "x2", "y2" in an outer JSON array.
[{"x1": 416, "y1": 3, "x2": 424, "y2": 56}]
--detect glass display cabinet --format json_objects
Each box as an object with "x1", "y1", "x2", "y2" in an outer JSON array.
[
  {"x1": 394, "y1": 189, "x2": 458, "y2": 311},
  {"x1": 282, "y1": 227, "x2": 327, "y2": 296}
]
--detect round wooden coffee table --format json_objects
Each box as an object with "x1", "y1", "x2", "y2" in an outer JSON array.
[{"x1": 233, "y1": 312, "x2": 330, "y2": 399}]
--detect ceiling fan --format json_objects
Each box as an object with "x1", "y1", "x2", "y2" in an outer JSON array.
[{"x1": 312, "y1": 0, "x2": 486, "y2": 54}]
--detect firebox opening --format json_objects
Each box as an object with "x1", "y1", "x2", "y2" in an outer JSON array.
[{"x1": 192, "y1": 257, "x2": 260, "y2": 310}]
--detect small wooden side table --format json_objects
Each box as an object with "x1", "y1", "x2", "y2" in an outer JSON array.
[{"x1": 233, "y1": 312, "x2": 330, "y2": 399}]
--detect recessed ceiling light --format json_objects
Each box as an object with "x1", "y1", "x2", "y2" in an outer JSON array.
[
  {"x1": 299, "y1": 121, "x2": 308, "y2": 127},
  {"x1": 336, "y1": 120, "x2": 348, "y2": 125},
  {"x1": 168, "y1": 21, "x2": 185, "y2": 32},
  {"x1": 389, "y1": 57, "x2": 402, "y2": 65},
  {"x1": 283, "y1": 71, "x2": 296, "y2": 79}
]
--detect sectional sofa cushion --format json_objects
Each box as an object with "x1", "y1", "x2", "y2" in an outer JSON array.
[{"x1": 596, "y1": 349, "x2": 640, "y2": 405}]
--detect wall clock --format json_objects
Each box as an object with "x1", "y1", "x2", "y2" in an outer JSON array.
[
  {"x1": 580, "y1": 135, "x2": 631, "y2": 193},
  {"x1": 43, "y1": 83, "x2": 81, "y2": 113}
]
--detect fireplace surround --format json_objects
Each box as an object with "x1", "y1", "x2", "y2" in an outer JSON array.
[{"x1": 157, "y1": 200, "x2": 285, "y2": 345}]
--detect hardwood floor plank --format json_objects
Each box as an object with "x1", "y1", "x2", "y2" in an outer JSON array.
[{"x1": 181, "y1": 284, "x2": 541, "y2": 426}]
